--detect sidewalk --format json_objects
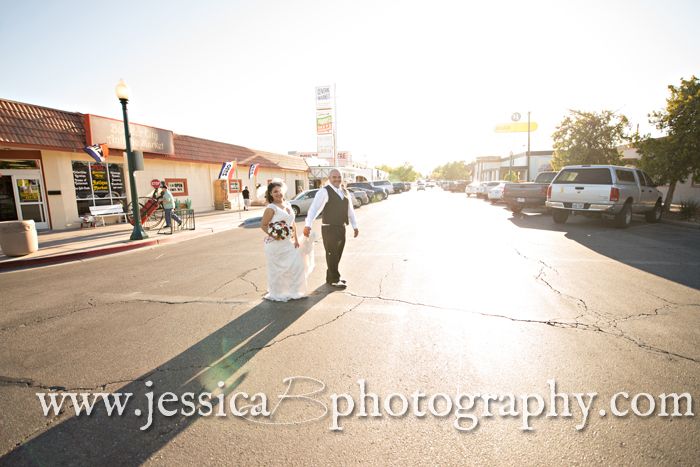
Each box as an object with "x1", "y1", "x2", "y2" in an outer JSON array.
[{"x1": 0, "y1": 207, "x2": 265, "y2": 271}]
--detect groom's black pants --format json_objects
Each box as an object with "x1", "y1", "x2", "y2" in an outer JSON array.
[{"x1": 321, "y1": 224, "x2": 346, "y2": 284}]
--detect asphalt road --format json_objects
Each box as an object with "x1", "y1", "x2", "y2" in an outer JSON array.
[{"x1": 1, "y1": 189, "x2": 699, "y2": 466}]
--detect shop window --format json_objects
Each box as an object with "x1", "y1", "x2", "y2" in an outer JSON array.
[{"x1": 72, "y1": 161, "x2": 127, "y2": 215}]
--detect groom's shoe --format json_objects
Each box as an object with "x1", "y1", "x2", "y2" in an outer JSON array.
[{"x1": 329, "y1": 281, "x2": 347, "y2": 289}]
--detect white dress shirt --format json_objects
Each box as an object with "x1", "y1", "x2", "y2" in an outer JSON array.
[{"x1": 305, "y1": 184, "x2": 358, "y2": 229}]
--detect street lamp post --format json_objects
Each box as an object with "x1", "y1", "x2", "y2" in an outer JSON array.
[{"x1": 115, "y1": 79, "x2": 148, "y2": 241}]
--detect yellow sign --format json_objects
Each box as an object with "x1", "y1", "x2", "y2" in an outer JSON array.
[{"x1": 494, "y1": 122, "x2": 538, "y2": 133}]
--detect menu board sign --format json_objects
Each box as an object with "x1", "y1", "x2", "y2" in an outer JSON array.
[
  {"x1": 109, "y1": 164, "x2": 125, "y2": 195},
  {"x1": 90, "y1": 163, "x2": 109, "y2": 196},
  {"x1": 72, "y1": 162, "x2": 91, "y2": 199}
]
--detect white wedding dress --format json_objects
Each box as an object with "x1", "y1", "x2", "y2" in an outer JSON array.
[{"x1": 263, "y1": 202, "x2": 315, "y2": 301}]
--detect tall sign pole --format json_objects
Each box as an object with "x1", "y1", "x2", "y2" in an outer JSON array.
[{"x1": 527, "y1": 111, "x2": 531, "y2": 181}]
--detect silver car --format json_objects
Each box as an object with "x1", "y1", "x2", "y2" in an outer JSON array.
[
  {"x1": 290, "y1": 189, "x2": 319, "y2": 216},
  {"x1": 371, "y1": 180, "x2": 394, "y2": 194}
]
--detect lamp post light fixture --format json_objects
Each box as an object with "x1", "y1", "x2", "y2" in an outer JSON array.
[{"x1": 116, "y1": 79, "x2": 148, "y2": 241}]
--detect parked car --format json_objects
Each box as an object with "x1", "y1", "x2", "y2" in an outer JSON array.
[
  {"x1": 545, "y1": 165, "x2": 663, "y2": 228},
  {"x1": 354, "y1": 186, "x2": 377, "y2": 202},
  {"x1": 392, "y1": 182, "x2": 405, "y2": 193},
  {"x1": 503, "y1": 171, "x2": 557, "y2": 213},
  {"x1": 371, "y1": 180, "x2": 394, "y2": 194},
  {"x1": 347, "y1": 182, "x2": 387, "y2": 201},
  {"x1": 465, "y1": 182, "x2": 481, "y2": 197},
  {"x1": 417, "y1": 182, "x2": 425, "y2": 191},
  {"x1": 478, "y1": 181, "x2": 505, "y2": 199},
  {"x1": 349, "y1": 191, "x2": 361, "y2": 208},
  {"x1": 487, "y1": 182, "x2": 507, "y2": 203},
  {"x1": 403, "y1": 182, "x2": 411, "y2": 191},
  {"x1": 348, "y1": 187, "x2": 369, "y2": 205},
  {"x1": 426, "y1": 180, "x2": 436, "y2": 188},
  {"x1": 449, "y1": 180, "x2": 469, "y2": 193},
  {"x1": 290, "y1": 189, "x2": 319, "y2": 216}
]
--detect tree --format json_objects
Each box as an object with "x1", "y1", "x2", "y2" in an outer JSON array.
[
  {"x1": 376, "y1": 162, "x2": 421, "y2": 181},
  {"x1": 430, "y1": 161, "x2": 471, "y2": 180},
  {"x1": 636, "y1": 76, "x2": 700, "y2": 211},
  {"x1": 503, "y1": 170, "x2": 520, "y2": 182},
  {"x1": 551, "y1": 110, "x2": 630, "y2": 169}
]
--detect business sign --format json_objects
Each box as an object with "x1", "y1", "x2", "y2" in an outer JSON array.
[
  {"x1": 494, "y1": 122, "x2": 539, "y2": 133},
  {"x1": 315, "y1": 85, "x2": 333, "y2": 109},
  {"x1": 228, "y1": 179, "x2": 242, "y2": 193},
  {"x1": 165, "y1": 178, "x2": 188, "y2": 196},
  {"x1": 316, "y1": 135, "x2": 333, "y2": 160},
  {"x1": 90, "y1": 163, "x2": 109, "y2": 196},
  {"x1": 85, "y1": 114, "x2": 175, "y2": 155},
  {"x1": 316, "y1": 110, "x2": 333, "y2": 135},
  {"x1": 315, "y1": 84, "x2": 336, "y2": 162},
  {"x1": 72, "y1": 162, "x2": 91, "y2": 199}
]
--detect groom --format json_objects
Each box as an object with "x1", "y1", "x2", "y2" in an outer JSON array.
[{"x1": 303, "y1": 169, "x2": 359, "y2": 289}]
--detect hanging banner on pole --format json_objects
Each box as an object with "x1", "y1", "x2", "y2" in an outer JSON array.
[{"x1": 248, "y1": 163, "x2": 261, "y2": 179}]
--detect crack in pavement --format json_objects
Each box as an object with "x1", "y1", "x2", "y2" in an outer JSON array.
[
  {"x1": 0, "y1": 301, "x2": 98, "y2": 334},
  {"x1": 343, "y1": 291, "x2": 602, "y2": 330},
  {"x1": 208, "y1": 267, "x2": 263, "y2": 296},
  {"x1": 515, "y1": 248, "x2": 559, "y2": 274},
  {"x1": 239, "y1": 268, "x2": 263, "y2": 294},
  {"x1": 341, "y1": 291, "x2": 699, "y2": 364},
  {"x1": 377, "y1": 262, "x2": 395, "y2": 297}
]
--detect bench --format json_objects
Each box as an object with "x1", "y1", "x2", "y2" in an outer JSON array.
[{"x1": 86, "y1": 204, "x2": 129, "y2": 227}]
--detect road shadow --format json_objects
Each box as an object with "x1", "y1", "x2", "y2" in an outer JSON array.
[
  {"x1": 1, "y1": 285, "x2": 332, "y2": 465},
  {"x1": 508, "y1": 211, "x2": 700, "y2": 290}
]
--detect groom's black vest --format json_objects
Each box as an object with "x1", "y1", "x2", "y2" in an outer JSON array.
[{"x1": 322, "y1": 185, "x2": 349, "y2": 226}]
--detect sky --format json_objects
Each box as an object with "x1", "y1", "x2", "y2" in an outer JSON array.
[{"x1": 1, "y1": 0, "x2": 699, "y2": 174}]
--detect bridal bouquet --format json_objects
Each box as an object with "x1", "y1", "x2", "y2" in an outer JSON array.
[{"x1": 267, "y1": 220, "x2": 291, "y2": 240}]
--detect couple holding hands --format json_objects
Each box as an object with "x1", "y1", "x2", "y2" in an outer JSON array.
[{"x1": 260, "y1": 169, "x2": 359, "y2": 301}]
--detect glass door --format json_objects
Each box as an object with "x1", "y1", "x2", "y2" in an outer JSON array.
[
  {"x1": 0, "y1": 175, "x2": 19, "y2": 222},
  {"x1": 12, "y1": 175, "x2": 49, "y2": 229}
]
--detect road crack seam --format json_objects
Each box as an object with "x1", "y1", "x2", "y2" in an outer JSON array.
[{"x1": 342, "y1": 292, "x2": 699, "y2": 364}]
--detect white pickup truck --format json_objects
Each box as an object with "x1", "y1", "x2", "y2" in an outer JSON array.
[{"x1": 545, "y1": 165, "x2": 663, "y2": 228}]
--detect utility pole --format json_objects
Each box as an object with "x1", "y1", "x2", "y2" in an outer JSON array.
[{"x1": 526, "y1": 111, "x2": 531, "y2": 181}]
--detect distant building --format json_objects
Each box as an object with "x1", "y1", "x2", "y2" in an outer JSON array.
[
  {"x1": 0, "y1": 97, "x2": 309, "y2": 230},
  {"x1": 471, "y1": 150, "x2": 553, "y2": 182},
  {"x1": 288, "y1": 150, "x2": 387, "y2": 187}
]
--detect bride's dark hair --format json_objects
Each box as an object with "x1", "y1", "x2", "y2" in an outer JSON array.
[{"x1": 265, "y1": 182, "x2": 283, "y2": 203}]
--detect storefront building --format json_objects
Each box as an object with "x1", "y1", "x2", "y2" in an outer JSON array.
[{"x1": 0, "y1": 98, "x2": 309, "y2": 230}]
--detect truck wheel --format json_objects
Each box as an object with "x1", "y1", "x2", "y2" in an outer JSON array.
[
  {"x1": 645, "y1": 200, "x2": 662, "y2": 223},
  {"x1": 509, "y1": 204, "x2": 523, "y2": 214},
  {"x1": 552, "y1": 209, "x2": 569, "y2": 224},
  {"x1": 614, "y1": 201, "x2": 632, "y2": 228}
]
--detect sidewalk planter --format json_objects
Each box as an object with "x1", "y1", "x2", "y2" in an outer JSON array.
[{"x1": 0, "y1": 220, "x2": 39, "y2": 256}]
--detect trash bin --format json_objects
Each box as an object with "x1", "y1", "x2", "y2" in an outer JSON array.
[{"x1": 0, "y1": 220, "x2": 39, "y2": 256}]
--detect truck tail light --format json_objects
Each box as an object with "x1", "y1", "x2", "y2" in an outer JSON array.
[
  {"x1": 546, "y1": 185, "x2": 552, "y2": 200},
  {"x1": 610, "y1": 187, "x2": 620, "y2": 202}
]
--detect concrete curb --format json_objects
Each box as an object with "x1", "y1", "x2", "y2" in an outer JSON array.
[
  {"x1": 0, "y1": 238, "x2": 162, "y2": 271},
  {"x1": 0, "y1": 223, "x2": 243, "y2": 271}
]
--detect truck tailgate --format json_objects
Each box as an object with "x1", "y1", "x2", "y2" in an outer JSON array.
[{"x1": 550, "y1": 184, "x2": 611, "y2": 203}]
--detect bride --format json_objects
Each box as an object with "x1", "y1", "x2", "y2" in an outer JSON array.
[{"x1": 260, "y1": 181, "x2": 314, "y2": 301}]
